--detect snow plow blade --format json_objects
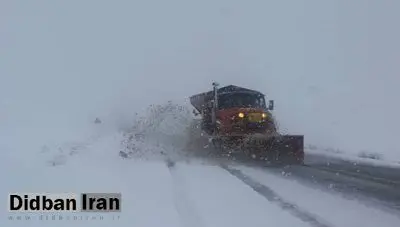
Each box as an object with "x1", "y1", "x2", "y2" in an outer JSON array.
[{"x1": 242, "y1": 135, "x2": 304, "y2": 165}]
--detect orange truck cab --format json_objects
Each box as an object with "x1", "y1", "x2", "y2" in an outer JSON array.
[{"x1": 190, "y1": 84, "x2": 276, "y2": 137}]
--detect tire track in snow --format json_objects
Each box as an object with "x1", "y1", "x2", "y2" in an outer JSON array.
[
  {"x1": 220, "y1": 164, "x2": 334, "y2": 227},
  {"x1": 308, "y1": 164, "x2": 400, "y2": 187},
  {"x1": 166, "y1": 159, "x2": 205, "y2": 227}
]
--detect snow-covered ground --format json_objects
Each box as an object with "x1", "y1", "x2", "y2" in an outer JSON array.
[
  {"x1": 2, "y1": 123, "x2": 400, "y2": 227},
  {"x1": 305, "y1": 145, "x2": 400, "y2": 168},
  {"x1": 236, "y1": 165, "x2": 400, "y2": 227},
  {"x1": 1, "y1": 103, "x2": 399, "y2": 227}
]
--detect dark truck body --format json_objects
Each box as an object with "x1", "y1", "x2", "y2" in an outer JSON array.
[{"x1": 189, "y1": 84, "x2": 304, "y2": 165}]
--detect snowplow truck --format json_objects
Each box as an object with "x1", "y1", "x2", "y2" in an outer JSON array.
[{"x1": 189, "y1": 83, "x2": 304, "y2": 165}]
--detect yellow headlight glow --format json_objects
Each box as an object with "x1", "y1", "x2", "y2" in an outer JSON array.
[
  {"x1": 238, "y1": 112, "x2": 245, "y2": 118},
  {"x1": 262, "y1": 113, "x2": 267, "y2": 118}
]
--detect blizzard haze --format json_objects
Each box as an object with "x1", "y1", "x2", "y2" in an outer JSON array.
[{"x1": 1, "y1": 1, "x2": 400, "y2": 160}]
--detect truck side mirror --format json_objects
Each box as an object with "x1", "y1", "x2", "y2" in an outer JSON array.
[{"x1": 268, "y1": 100, "x2": 274, "y2": 110}]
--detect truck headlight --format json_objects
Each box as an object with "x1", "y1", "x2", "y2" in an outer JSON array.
[
  {"x1": 262, "y1": 113, "x2": 267, "y2": 118},
  {"x1": 238, "y1": 112, "x2": 245, "y2": 118}
]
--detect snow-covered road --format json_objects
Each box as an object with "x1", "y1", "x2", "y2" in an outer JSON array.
[{"x1": 2, "y1": 131, "x2": 399, "y2": 227}]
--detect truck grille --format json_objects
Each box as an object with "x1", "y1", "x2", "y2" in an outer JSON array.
[{"x1": 247, "y1": 113, "x2": 263, "y2": 122}]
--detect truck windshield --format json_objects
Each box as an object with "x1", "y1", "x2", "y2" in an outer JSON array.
[{"x1": 218, "y1": 93, "x2": 266, "y2": 109}]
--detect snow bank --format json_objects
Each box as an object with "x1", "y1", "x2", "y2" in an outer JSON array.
[{"x1": 306, "y1": 145, "x2": 400, "y2": 168}]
